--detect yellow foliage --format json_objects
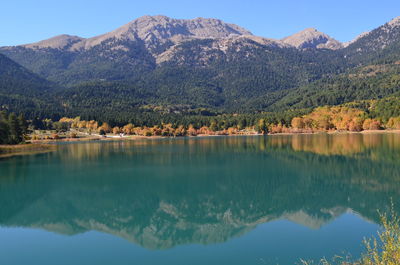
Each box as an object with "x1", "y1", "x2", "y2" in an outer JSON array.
[
  {"x1": 122, "y1": 123, "x2": 134, "y2": 134},
  {"x1": 98, "y1": 122, "x2": 111, "y2": 133},
  {"x1": 292, "y1": 106, "x2": 366, "y2": 131},
  {"x1": 363, "y1": 119, "x2": 382, "y2": 130},
  {"x1": 387, "y1": 117, "x2": 400, "y2": 129},
  {"x1": 112, "y1": 127, "x2": 120, "y2": 134},
  {"x1": 292, "y1": 117, "x2": 305, "y2": 129}
]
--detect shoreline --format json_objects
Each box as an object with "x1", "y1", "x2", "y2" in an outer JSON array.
[
  {"x1": 1, "y1": 130, "x2": 398, "y2": 158},
  {"x1": 28, "y1": 129, "x2": 400, "y2": 144},
  {"x1": 268, "y1": 129, "x2": 400, "y2": 136}
]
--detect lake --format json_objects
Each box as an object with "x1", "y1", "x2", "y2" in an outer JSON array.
[{"x1": 0, "y1": 134, "x2": 399, "y2": 265}]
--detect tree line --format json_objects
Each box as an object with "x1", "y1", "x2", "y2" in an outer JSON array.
[{"x1": 0, "y1": 111, "x2": 28, "y2": 144}]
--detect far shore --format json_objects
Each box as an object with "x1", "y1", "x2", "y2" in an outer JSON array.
[
  {"x1": 269, "y1": 129, "x2": 400, "y2": 136},
  {"x1": 1, "y1": 130, "x2": 398, "y2": 158},
  {"x1": 29, "y1": 129, "x2": 400, "y2": 143}
]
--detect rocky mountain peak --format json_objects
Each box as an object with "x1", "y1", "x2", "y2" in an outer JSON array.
[
  {"x1": 69, "y1": 15, "x2": 253, "y2": 51},
  {"x1": 282, "y1": 28, "x2": 343, "y2": 50},
  {"x1": 128, "y1": 15, "x2": 253, "y2": 38}
]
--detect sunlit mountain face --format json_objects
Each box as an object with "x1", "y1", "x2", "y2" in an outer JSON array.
[{"x1": 0, "y1": 134, "x2": 399, "y2": 250}]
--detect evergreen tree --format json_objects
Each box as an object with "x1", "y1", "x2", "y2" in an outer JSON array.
[
  {"x1": 8, "y1": 113, "x2": 22, "y2": 144},
  {"x1": 0, "y1": 118, "x2": 9, "y2": 144},
  {"x1": 18, "y1": 114, "x2": 28, "y2": 135}
]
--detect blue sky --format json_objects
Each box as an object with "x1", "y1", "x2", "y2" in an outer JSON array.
[{"x1": 1, "y1": 0, "x2": 399, "y2": 46}]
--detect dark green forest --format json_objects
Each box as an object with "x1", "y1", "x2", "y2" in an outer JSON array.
[{"x1": 0, "y1": 111, "x2": 28, "y2": 144}]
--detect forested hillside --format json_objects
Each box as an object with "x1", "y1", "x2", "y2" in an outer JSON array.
[
  {"x1": 271, "y1": 63, "x2": 400, "y2": 111},
  {"x1": 0, "y1": 54, "x2": 60, "y2": 118},
  {"x1": 0, "y1": 15, "x2": 400, "y2": 125}
]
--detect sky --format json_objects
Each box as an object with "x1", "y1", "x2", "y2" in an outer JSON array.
[{"x1": 1, "y1": 0, "x2": 400, "y2": 46}]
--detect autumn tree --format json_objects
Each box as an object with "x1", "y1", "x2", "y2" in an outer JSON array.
[
  {"x1": 174, "y1": 125, "x2": 186, "y2": 137},
  {"x1": 257, "y1": 119, "x2": 268, "y2": 134},
  {"x1": 122, "y1": 123, "x2": 134, "y2": 135},
  {"x1": 386, "y1": 117, "x2": 400, "y2": 129},
  {"x1": 112, "y1": 127, "x2": 121, "y2": 134},
  {"x1": 363, "y1": 119, "x2": 382, "y2": 130},
  {"x1": 99, "y1": 122, "x2": 111, "y2": 133},
  {"x1": 291, "y1": 117, "x2": 305, "y2": 129}
]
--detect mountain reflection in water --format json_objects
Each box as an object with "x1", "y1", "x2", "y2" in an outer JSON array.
[{"x1": 0, "y1": 134, "x2": 399, "y2": 250}]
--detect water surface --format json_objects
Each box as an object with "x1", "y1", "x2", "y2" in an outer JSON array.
[{"x1": 0, "y1": 134, "x2": 399, "y2": 264}]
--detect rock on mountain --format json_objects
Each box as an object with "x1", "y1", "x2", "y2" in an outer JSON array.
[{"x1": 282, "y1": 28, "x2": 343, "y2": 50}]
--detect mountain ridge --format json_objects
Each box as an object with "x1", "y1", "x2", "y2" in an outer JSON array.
[
  {"x1": 9, "y1": 15, "x2": 344, "y2": 52},
  {"x1": 1, "y1": 15, "x2": 400, "y2": 120},
  {"x1": 7, "y1": 15, "x2": 400, "y2": 53}
]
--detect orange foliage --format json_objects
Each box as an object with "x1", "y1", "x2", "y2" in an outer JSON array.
[
  {"x1": 363, "y1": 119, "x2": 382, "y2": 130},
  {"x1": 112, "y1": 127, "x2": 121, "y2": 134},
  {"x1": 291, "y1": 106, "x2": 366, "y2": 132},
  {"x1": 98, "y1": 123, "x2": 111, "y2": 133}
]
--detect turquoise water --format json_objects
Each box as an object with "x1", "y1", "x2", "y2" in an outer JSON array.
[{"x1": 0, "y1": 134, "x2": 399, "y2": 264}]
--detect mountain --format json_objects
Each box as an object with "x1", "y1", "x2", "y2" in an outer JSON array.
[
  {"x1": 0, "y1": 53, "x2": 48, "y2": 91},
  {"x1": 0, "y1": 15, "x2": 334, "y2": 85},
  {"x1": 270, "y1": 16, "x2": 400, "y2": 110},
  {"x1": 282, "y1": 28, "x2": 343, "y2": 50},
  {"x1": 22, "y1": 34, "x2": 84, "y2": 50},
  {"x1": 0, "y1": 15, "x2": 400, "y2": 121},
  {"x1": 0, "y1": 53, "x2": 57, "y2": 115},
  {"x1": 23, "y1": 15, "x2": 253, "y2": 52},
  {"x1": 343, "y1": 16, "x2": 400, "y2": 64},
  {"x1": 72, "y1": 15, "x2": 254, "y2": 52}
]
